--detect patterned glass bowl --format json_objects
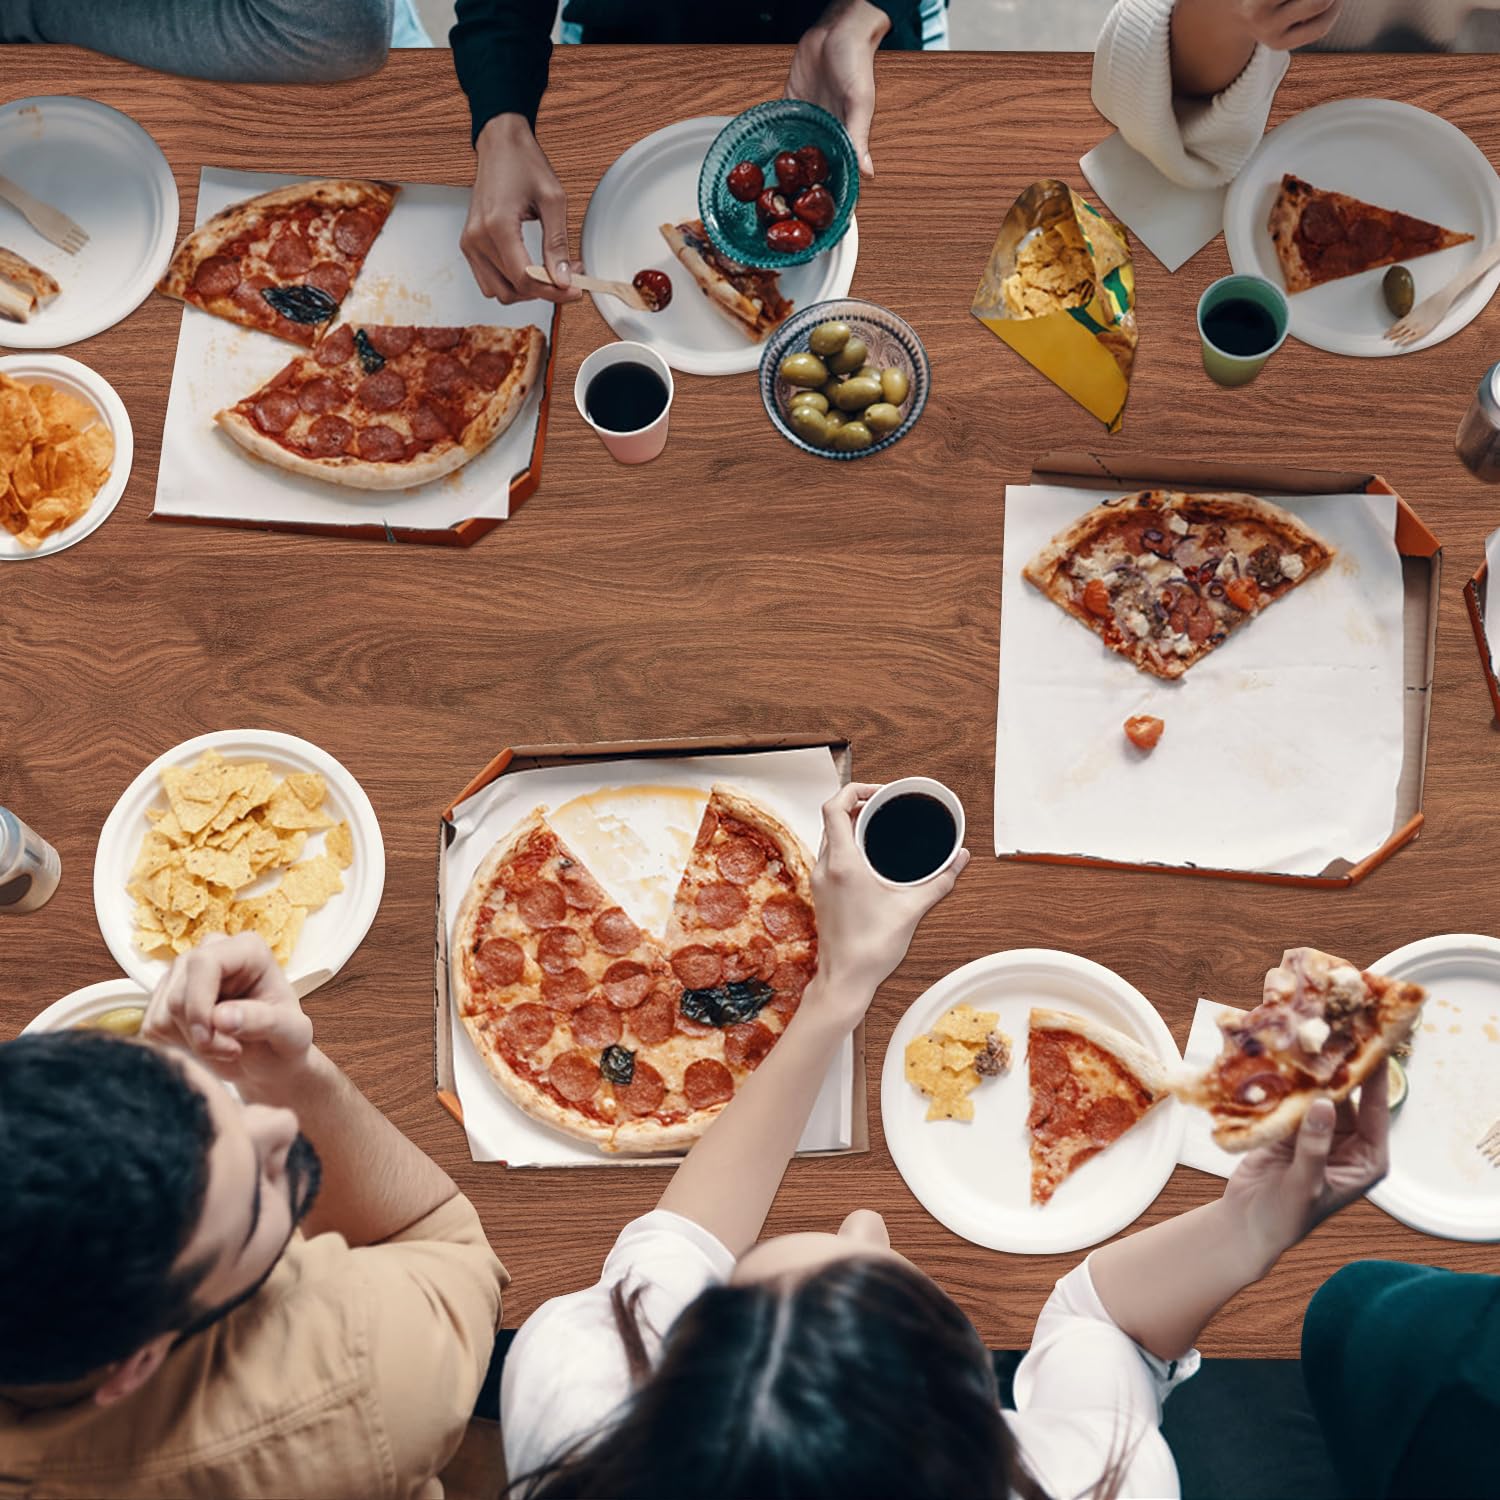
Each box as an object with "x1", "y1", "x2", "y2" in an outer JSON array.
[
  {"x1": 759, "y1": 299, "x2": 930, "y2": 461},
  {"x1": 698, "y1": 99, "x2": 859, "y2": 270}
]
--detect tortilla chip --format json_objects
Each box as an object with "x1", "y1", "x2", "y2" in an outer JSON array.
[
  {"x1": 325, "y1": 820, "x2": 354, "y2": 870},
  {"x1": 276, "y1": 855, "x2": 342, "y2": 910}
]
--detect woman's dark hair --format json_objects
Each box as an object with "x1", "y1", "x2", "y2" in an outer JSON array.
[
  {"x1": 514, "y1": 1254, "x2": 1055, "y2": 1500},
  {"x1": 0, "y1": 1031, "x2": 217, "y2": 1385}
]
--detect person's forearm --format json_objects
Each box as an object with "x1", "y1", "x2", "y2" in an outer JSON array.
[
  {"x1": 1088, "y1": 1199, "x2": 1275, "y2": 1360},
  {"x1": 243, "y1": 1045, "x2": 459, "y2": 1246},
  {"x1": 658, "y1": 980, "x2": 858, "y2": 1256},
  {"x1": 1169, "y1": 0, "x2": 1257, "y2": 97},
  {"x1": 451, "y1": 0, "x2": 555, "y2": 143}
]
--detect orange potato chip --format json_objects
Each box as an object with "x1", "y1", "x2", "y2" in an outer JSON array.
[{"x1": 0, "y1": 375, "x2": 111, "y2": 548}]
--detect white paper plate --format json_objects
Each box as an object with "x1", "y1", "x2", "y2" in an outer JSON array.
[
  {"x1": 580, "y1": 116, "x2": 858, "y2": 376},
  {"x1": 1366, "y1": 934, "x2": 1500, "y2": 1242},
  {"x1": 1224, "y1": 99, "x2": 1500, "y2": 356},
  {"x1": 0, "y1": 96, "x2": 178, "y2": 349},
  {"x1": 94, "y1": 730, "x2": 385, "y2": 996},
  {"x1": 22, "y1": 978, "x2": 151, "y2": 1035},
  {"x1": 0, "y1": 354, "x2": 133, "y2": 559},
  {"x1": 881, "y1": 949, "x2": 1184, "y2": 1254}
]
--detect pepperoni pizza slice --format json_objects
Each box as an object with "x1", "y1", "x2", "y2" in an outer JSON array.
[
  {"x1": 1268, "y1": 175, "x2": 1473, "y2": 295},
  {"x1": 1179, "y1": 947, "x2": 1425, "y2": 1152},
  {"x1": 451, "y1": 785, "x2": 818, "y2": 1153},
  {"x1": 215, "y1": 322, "x2": 545, "y2": 490},
  {"x1": 1026, "y1": 1008, "x2": 1170, "y2": 1206}
]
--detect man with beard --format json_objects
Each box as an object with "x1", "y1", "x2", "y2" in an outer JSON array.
[{"x1": 0, "y1": 933, "x2": 507, "y2": 1498}]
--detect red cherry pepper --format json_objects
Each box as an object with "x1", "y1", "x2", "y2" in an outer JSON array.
[
  {"x1": 755, "y1": 188, "x2": 793, "y2": 224},
  {"x1": 725, "y1": 160, "x2": 764, "y2": 203},
  {"x1": 792, "y1": 184, "x2": 835, "y2": 232},
  {"x1": 765, "y1": 218, "x2": 814, "y2": 253},
  {"x1": 773, "y1": 150, "x2": 806, "y2": 193},
  {"x1": 794, "y1": 144, "x2": 830, "y2": 185},
  {"x1": 631, "y1": 269, "x2": 673, "y2": 312}
]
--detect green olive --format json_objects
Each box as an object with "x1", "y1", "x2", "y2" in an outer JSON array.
[
  {"x1": 1383, "y1": 265, "x2": 1414, "y2": 318},
  {"x1": 787, "y1": 405, "x2": 832, "y2": 445},
  {"x1": 779, "y1": 351, "x2": 829, "y2": 388},
  {"x1": 808, "y1": 320, "x2": 853, "y2": 357},
  {"x1": 880, "y1": 366, "x2": 910, "y2": 406},
  {"x1": 821, "y1": 408, "x2": 847, "y2": 431},
  {"x1": 789, "y1": 390, "x2": 828, "y2": 414},
  {"x1": 829, "y1": 420, "x2": 874, "y2": 452},
  {"x1": 832, "y1": 374, "x2": 883, "y2": 411},
  {"x1": 822, "y1": 375, "x2": 846, "y2": 400},
  {"x1": 861, "y1": 402, "x2": 903, "y2": 436},
  {"x1": 828, "y1": 337, "x2": 869, "y2": 375}
]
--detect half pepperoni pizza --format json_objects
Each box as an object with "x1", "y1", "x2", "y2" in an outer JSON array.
[
  {"x1": 215, "y1": 322, "x2": 545, "y2": 489},
  {"x1": 158, "y1": 179, "x2": 397, "y2": 344},
  {"x1": 452, "y1": 785, "x2": 819, "y2": 1152}
]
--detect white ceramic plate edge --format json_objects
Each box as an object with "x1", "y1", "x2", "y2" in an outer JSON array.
[{"x1": 20, "y1": 978, "x2": 152, "y2": 1035}]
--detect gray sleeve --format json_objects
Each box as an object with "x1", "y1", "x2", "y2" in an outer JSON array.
[{"x1": 5, "y1": 0, "x2": 392, "y2": 83}]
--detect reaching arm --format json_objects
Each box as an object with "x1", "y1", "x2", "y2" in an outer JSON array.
[
  {"x1": 659, "y1": 782, "x2": 968, "y2": 1255},
  {"x1": 1089, "y1": 1066, "x2": 1390, "y2": 1360},
  {"x1": 450, "y1": 0, "x2": 557, "y2": 144},
  {"x1": 143, "y1": 934, "x2": 459, "y2": 1247}
]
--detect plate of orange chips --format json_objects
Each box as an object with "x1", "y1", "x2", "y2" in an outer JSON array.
[{"x1": 0, "y1": 354, "x2": 130, "y2": 558}]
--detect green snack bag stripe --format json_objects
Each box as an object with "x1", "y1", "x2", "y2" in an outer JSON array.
[
  {"x1": 1104, "y1": 266, "x2": 1133, "y2": 314},
  {"x1": 1067, "y1": 305, "x2": 1106, "y2": 336}
]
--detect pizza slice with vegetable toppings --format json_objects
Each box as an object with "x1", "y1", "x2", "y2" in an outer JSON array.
[
  {"x1": 1023, "y1": 489, "x2": 1334, "y2": 679},
  {"x1": 1268, "y1": 175, "x2": 1473, "y2": 295},
  {"x1": 1179, "y1": 947, "x2": 1425, "y2": 1152},
  {"x1": 1027, "y1": 1008, "x2": 1171, "y2": 1206},
  {"x1": 158, "y1": 178, "x2": 398, "y2": 344}
]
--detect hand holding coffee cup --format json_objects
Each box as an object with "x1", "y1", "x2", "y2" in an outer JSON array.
[{"x1": 855, "y1": 778, "x2": 966, "y2": 885}]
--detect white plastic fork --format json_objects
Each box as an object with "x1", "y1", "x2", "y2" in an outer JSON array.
[
  {"x1": 0, "y1": 174, "x2": 87, "y2": 254},
  {"x1": 1386, "y1": 236, "x2": 1500, "y2": 346},
  {"x1": 1479, "y1": 1118, "x2": 1500, "y2": 1167}
]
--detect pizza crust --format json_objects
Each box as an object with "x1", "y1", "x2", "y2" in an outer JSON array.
[
  {"x1": 707, "y1": 784, "x2": 815, "y2": 894},
  {"x1": 1267, "y1": 179, "x2": 1316, "y2": 295},
  {"x1": 1029, "y1": 1006, "x2": 1173, "y2": 1099},
  {"x1": 659, "y1": 222, "x2": 775, "y2": 340}
]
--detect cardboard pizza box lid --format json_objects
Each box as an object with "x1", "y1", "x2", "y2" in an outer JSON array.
[{"x1": 1464, "y1": 553, "x2": 1500, "y2": 721}]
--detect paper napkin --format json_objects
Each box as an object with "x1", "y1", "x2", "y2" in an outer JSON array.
[
  {"x1": 1178, "y1": 998, "x2": 1245, "y2": 1178},
  {"x1": 1080, "y1": 132, "x2": 1227, "y2": 273}
]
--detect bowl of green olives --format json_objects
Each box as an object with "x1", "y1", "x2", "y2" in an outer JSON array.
[{"x1": 759, "y1": 298, "x2": 929, "y2": 460}]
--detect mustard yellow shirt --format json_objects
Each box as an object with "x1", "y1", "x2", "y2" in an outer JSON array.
[{"x1": 0, "y1": 1194, "x2": 507, "y2": 1500}]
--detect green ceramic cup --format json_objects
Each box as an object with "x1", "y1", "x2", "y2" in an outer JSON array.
[{"x1": 1196, "y1": 274, "x2": 1289, "y2": 387}]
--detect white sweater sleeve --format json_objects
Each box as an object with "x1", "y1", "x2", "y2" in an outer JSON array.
[{"x1": 1092, "y1": 0, "x2": 1291, "y2": 187}]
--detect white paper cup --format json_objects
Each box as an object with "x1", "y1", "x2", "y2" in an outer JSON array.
[
  {"x1": 574, "y1": 341, "x2": 674, "y2": 464},
  {"x1": 854, "y1": 778, "x2": 966, "y2": 887}
]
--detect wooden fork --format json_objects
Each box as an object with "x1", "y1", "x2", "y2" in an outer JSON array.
[
  {"x1": 0, "y1": 175, "x2": 87, "y2": 255},
  {"x1": 1386, "y1": 236, "x2": 1500, "y2": 346},
  {"x1": 525, "y1": 263, "x2": 650, "y2": 312},
  {"x1": 1479, "y1": 1118, "x2": 1500, "y2": 1166}
]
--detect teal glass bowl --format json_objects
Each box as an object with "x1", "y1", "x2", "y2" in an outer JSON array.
[{"x1": 698, "y1": 99, "x2": 859, "y2": 271}]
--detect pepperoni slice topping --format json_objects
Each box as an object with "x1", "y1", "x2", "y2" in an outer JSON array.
[
  {"x1": 420, "y1": 326, "x2": 462, "y2": 350},
  {"x1": 305, "y1": 261, "x2": 352, "y2": 301},
  {"x1": 315, "y1": 324, "x2": 355, "y2": 366},
  {"x1": 298, "y1": 376, "x2": 344, "y2": 415},
  {"x1": 473, "y1": 936, "x2": 524, "y2": 987},
  {"x1": 549, "y1": 1049, "x2": 600, "y2": 1103},
  {"x1": 614, "y1": 1059, "x2": 665, "y2": 1116},
  {"x1": 724, "y1": 1021, "x2": 776, "y2": 1071},
  {"x1": 723, "y1": 935, "x2": 775, "y2": 984},
  {"x1": 569, "y1": 1001, "x2": 623, "y2": 1051},
  {"x1": 683, "y1": 1058, "x2": 734, "y2": 1110},
  {"x1": 716, "y1": 836, "x2": 768, "y2": 886},
  {"x1": 671, "y1": 944, "x2": 722, "y2": 989},
  {"x1": 1084, "y1": 1096, "x2": 1137, "y2": 1146},
  {"x1": 425, "y1": 353, "x2": 472, "y2": 401},
  {"x1": 1299, "y1": 199, "x2": 1343, "y2": 246},
  {"x1": 357, "y1": 369, "x2": 406, "y2": 412},
  {"x1": 355, "y1": 425, "x2": 405, "y2": 462},
  {"x1": 696, "y1": 882, "x2": 748, "y2": 930},
  {"x1": 536, "y1": 926, "x2": 583, "y2": 975},
  {"x1": 467, "y1": 349, "x2": 515, "y2": 391},
  {"x1": 498, "y1": 1002, "x2": 553, "y2": 1055},
  {"x1": 540, "y1": 966, "x2": 592, "y2": 1011},
  {"x1": 410, "y1": 402, "x2": 451, "y2": 442},
  {"x1": 366, "y1": 325, "x2": 415, "y2": 357},
  {"x1": 558, "y1": 863, "x2": 604, "y2": 911},
  {"x1": 267, "y1": 231, "x2": 313, "y2": 277},
  {"x1": 517, "y1": 880, "x2": 567, "y2": 929},
  {"x1": 771, "y1": 958, "x2": 814, "y2": 999},
  {"x1": 761, "y1": 893, "x2": 814, "y2": 942},
  {"x1": 626, "y1": 991, "x2": 674, "y2": 1046},
  {"x1": 593, "y1": 907, "x2": 641, "y2": 955},
  {"x1": 602, "y1": 960, "x2": 652, "y2": 1009},
  {"x1": 193, "y1": 253, "x2": 242, "y2": 298},
  {"x1": 252, "y1": 389, "x2": 300, "y2": 435},
  {"x1": 302, "y1": 414, "x2": 353, "y2": 457},
  {"x1": 333, "y1": 208, "x2": 378, "y2": 257}
]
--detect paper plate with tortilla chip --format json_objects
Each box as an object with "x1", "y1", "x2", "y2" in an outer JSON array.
[{"x1": 94, "y1": 730, "x2": 385, "y2": 996}]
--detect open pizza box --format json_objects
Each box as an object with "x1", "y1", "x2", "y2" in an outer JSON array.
[
  {"x1": 1462, "y1": 529, "x2": 1500, "y2": 721},
  {"x1": 153, "y1": 168, "x2": 561, "y2": 548},
  {"x1": 996, "y1": 451, "x2": 1440, "y2": 887},
  {"x1": 433, "y1": 732, "x2": 867, "y2": 1168}
]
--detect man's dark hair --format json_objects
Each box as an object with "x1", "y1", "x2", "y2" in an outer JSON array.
[{"x1": 0, "y1": 1031, "x2": 217, "y2": 1385}]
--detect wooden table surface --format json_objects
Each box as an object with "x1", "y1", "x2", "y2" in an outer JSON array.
[{"x1": 4, "y1": 46, "x2": 1499, "y2": 1356}]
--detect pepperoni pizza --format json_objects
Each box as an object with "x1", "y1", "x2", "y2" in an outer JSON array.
[
  {"x1": 158, "y1": 179, "x2": 398, "y2": 345},
  {"x1": 452, "y1": 785, "x2": 819, "y2": 1152},
  {"x1": 215, "y1": 322, "x2": 544, "y2": 489}
]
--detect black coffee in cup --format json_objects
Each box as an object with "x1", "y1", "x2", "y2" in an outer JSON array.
[
  {"x1": 1201, "y1": 298, "x2": 1279, "y2": 357},
  {"x1": 585, "y1": 361, "x2": 669, "y2": 433},
  {"x1": 863, "y1": 793, "x2": 957, "y2": 883}
]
